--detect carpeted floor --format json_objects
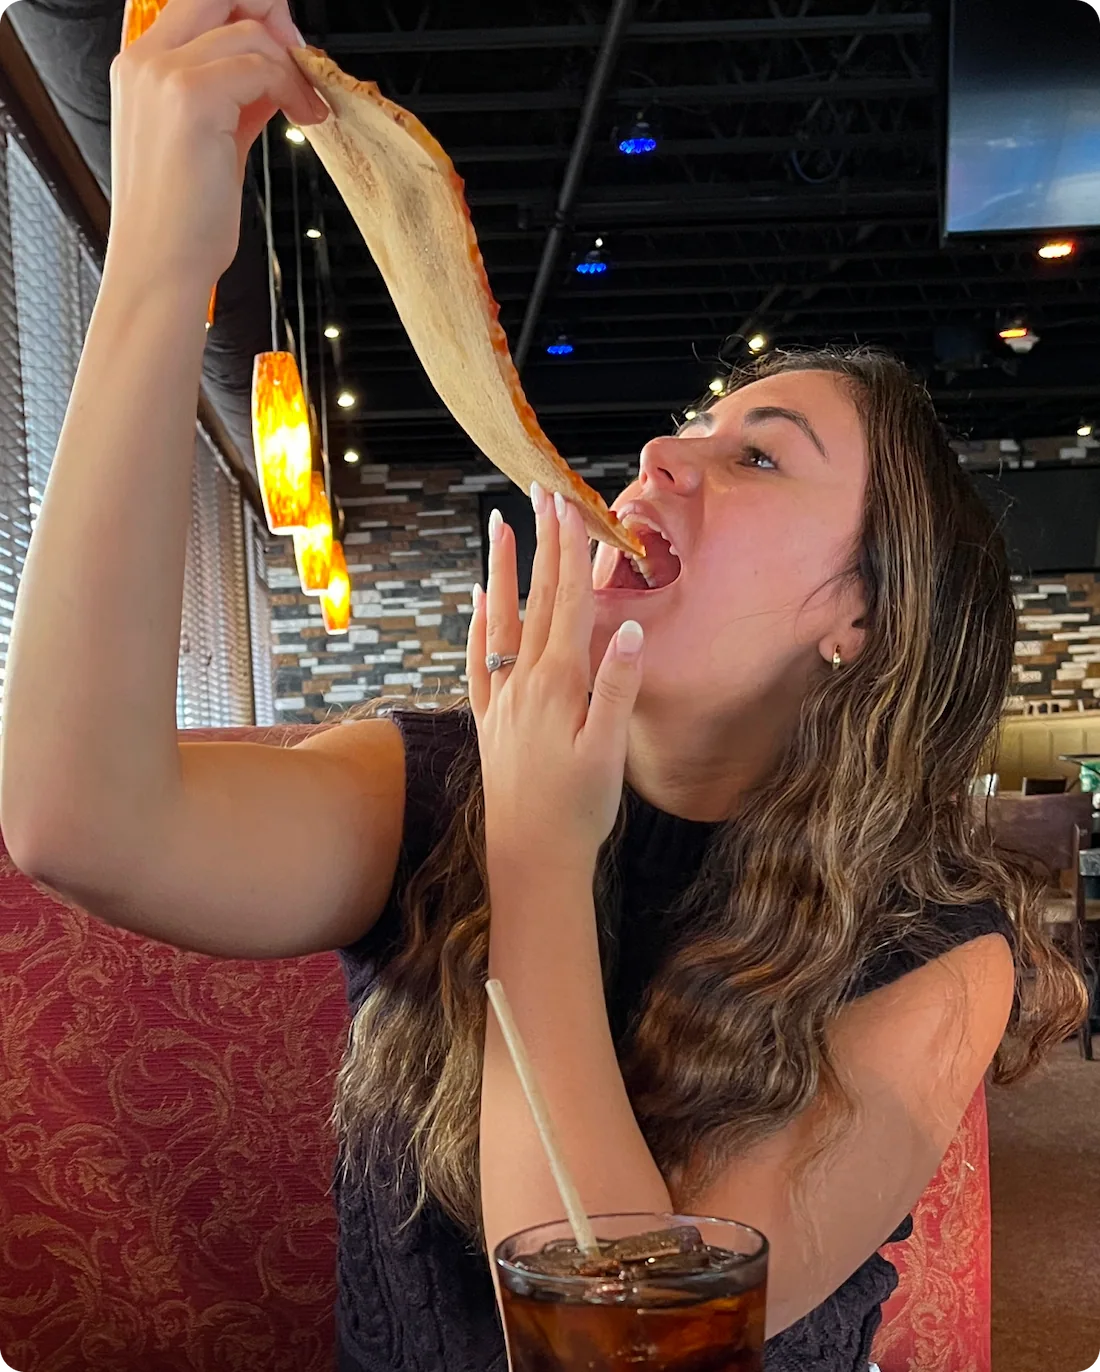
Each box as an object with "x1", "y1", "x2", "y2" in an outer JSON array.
[{"x1": 988, "y1": 1039, "x2": 1100, "y2": 1371}]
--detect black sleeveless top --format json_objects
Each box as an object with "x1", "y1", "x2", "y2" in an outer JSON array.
[{"x1": 333, "y1": 707, "x2": 1012, "y2": 1372}]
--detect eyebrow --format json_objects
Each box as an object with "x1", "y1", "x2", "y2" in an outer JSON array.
[{"x1": 743, "y1": 406, "x2": 831, "y2": 462}]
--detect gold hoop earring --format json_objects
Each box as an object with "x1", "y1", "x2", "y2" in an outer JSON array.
[{"x1": 832, "y1": 645, "x2": 843, "y2": 672}]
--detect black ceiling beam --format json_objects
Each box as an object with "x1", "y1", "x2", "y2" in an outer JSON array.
[
  {"x1": 399, "y1": 76, "x2": 934, "y2": 116},
  {"x1": 432, "y1": 132, "x2": 931, "y2": 165},
  {"x1": 349, "y1": 399, "x2": 684, "y2": 421},
  {"x1": 331, "y1": 382, "x2": 1100, "y2": 427},
  {"x1": 562, "y1": 187, "x2": 937, "y2": 226},
  {"x1": 327, "y1": 351, "x2": 702, "y2": 375},
  {"x1": 471, "y1": 216, "x2": 937, "y2": 243},
  {"x1": 455, "y1": 179, "x2": 936, "y2": 212},
  {"x1": 514, "y1": 0, "x2": 636, "y2": 370},
  {"x1": 330, "y1": 244, "x2": 1092, "y2": 277},
  {"x1": 334, "y1": 269, "x2": 1100, "y2": 309},
  {"x1": 312, "y1": 13, "x2": 931, "y2": 55}
]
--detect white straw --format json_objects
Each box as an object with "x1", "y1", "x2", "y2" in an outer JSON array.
[{"x1": 486, "y1": 978, "x2": 599, "y2": 1256}]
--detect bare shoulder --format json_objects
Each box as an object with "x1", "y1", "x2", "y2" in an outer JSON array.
[
  {"x1": 832, "y1": 932, "x2": 1015, "y2": 1141},
  {"x1": 293, "y1": 714, "x2": 406, "y2": 771}
]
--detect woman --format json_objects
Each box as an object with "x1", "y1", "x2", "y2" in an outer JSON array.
[{"x1": 0, "y1": 3, "x2": 1084, "y2": 1371}]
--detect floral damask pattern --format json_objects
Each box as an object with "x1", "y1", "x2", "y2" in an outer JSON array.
[
  {"x1": 872, "y1": 1088, "x2": 991, "y2": 1372},
  {"x1": 0, "y1": 727, "x2": 990, "y2": 1371},
  {"x1": 0, "y1": 845, "x2": 348, "y2": 1372}
]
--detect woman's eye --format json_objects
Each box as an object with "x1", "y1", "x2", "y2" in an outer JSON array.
[{"x1": 742, "y1": 445, "x2": 777, "y2": 470}]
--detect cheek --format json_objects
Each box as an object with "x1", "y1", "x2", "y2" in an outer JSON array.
[
  {"x1": 704, "y1": 491, "x2": 858, "y2": 593},
  {"x1": 681, "y1": 504, "x2": 855, "y2": 649}
]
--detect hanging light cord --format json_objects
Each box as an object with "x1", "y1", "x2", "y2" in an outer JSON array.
[
  {"x1": 291, "y1": 144, "x2": 309, "y2": 400},
  {"x1": 314, "y1": 240, "x2": 332, "y2": 511},
  {"x1": 261, "y1": 124, "x2": 278, "y2": 353}
]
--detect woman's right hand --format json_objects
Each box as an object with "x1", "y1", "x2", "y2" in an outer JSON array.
[{"x1": 108, "y1": 0, "x2": 328, "y2": 291}]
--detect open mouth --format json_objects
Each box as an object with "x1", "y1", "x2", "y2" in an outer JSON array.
[{"x1": 596, "y1": 527, "x2": 683, "y2": 593}]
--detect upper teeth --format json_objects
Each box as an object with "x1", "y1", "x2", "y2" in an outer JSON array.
[{"x1": 619, "y1": 514, "x2": 679, "y2": 587}]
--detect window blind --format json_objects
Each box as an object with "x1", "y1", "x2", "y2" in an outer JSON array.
[
  {"x1": 0, "y1": 130, "x2": 31, "y2": 716},
  {"x1": 0, "y1": 107, "x2": 264, "y2": 731},
  {"x1": 244, "y1": 503, "x2": 276, "y2": 726},
  {"x1": 176, "y1": 427, "x2": 256, "y2": 728}
]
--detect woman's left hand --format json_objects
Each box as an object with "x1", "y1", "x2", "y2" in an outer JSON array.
[{"x1": 466, "y1": 483, "x2": 645, "y2": 873}]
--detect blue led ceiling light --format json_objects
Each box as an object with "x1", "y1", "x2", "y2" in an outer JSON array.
[
  {"x1": 618, "y1": 115, "x2": 657, "y2": 156},
  {"x1": 575, "y1": 238, "x2": 609, "y2": 275},
  {"x1": 547, "y1": 334, "x2": 574, "y2": 356}
]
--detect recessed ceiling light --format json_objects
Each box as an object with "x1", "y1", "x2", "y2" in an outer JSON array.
[
  {"x1": 285, "y1": 126, "x2": 306, "y2": 145},
  {"x1": 306, "y1": 227, "x2": 322, "y2": 240},
  {"x1": 747, "y1": 333, "x2": 767, "y2": 352},
  {"x1": 324, "y1": 325, "x2": 341, "y2": 339},
  {"x1": 337, "y1": 391, "x2": 356, "y2": 409},
  {"x1": 708, "y1": 377, "x2": 726, "y2": 394},
  {"x1": 1078, "y1": 423, "x2": 1094, "y2": 438},
  {"x1": 343, "y1": 449, "x2": 360, "y2": 463},
  {"x1": 1038, "y1": 240, "x2": 1075, "y2": 260}
]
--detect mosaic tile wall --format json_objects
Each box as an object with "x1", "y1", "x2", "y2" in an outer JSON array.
[
  {"x1": 1010, "y1": 573, "x2": 1100, "y2": 713},
  {"x1": 266, "y1": 455, "x2": 636, "y2": 720},
  {"x1": 264, "y1": 456, "x2": 1100, "y2": 722}
]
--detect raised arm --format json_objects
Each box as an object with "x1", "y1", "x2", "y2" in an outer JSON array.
[{"x1": 0, "y1": 0, "x2": 407, "y2": 959}]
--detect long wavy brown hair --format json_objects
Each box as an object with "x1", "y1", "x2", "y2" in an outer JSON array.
[{"x1": 333, "y1": 344, "x2": 1086, "y2": 1239}]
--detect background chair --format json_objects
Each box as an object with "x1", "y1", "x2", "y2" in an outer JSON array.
[
  {"x1": 1021, "y1": 776, "x2": 1069, "y2": 796},
  {"x1": 979, "y1": 791, "x2": 1095, "y2": 1059},
  {"x1": 0, "y1": 725, "x2": 992, "y2": 1372}
]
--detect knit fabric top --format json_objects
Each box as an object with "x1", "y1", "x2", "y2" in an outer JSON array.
[{"x1": 333, "y1": 706, "x2": 1011, "y2": 1372}]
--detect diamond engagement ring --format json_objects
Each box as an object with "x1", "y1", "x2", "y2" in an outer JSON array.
[{"x1": 485, "y1": 652, "x2": 519, "y2": 673}]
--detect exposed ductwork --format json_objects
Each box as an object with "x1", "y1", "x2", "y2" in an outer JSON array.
[{"x1": 6, "y1": 0, "x2": 283, "y2": 489}]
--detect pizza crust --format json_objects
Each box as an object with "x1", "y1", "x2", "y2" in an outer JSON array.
[{"x1": 289, "y1": 46, "x2": 645, "y2": 559}]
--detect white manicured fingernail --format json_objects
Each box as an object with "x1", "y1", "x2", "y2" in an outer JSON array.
[
  {"x1": 489, "y1": 508, "x2": 503, "y2": 542},
  {"x1": 617, "y1": 620, "x2": 644, "y2": 656},
  {"x1": 292, "y1": 24, "x2": 306, "y2": 45},
  {"x1": 472, "y1": 583, "x2": 483, "y2": 611},
  {"x1": 553, "y1": 491, "x2": 567, "y2": 522},
  {"x1": 530, "y1": 480, "x2": 545, "y2": 516}
]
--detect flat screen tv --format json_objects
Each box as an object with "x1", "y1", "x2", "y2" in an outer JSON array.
[
  {"x1": 971, "y1": 466, "x2": 1100, "y2": 573},
  {"x1": 945, "y1": 0, "x2": 1100, "y2": 235}
]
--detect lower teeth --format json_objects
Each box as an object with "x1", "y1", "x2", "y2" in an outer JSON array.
[{"x1": 630, "y1": 557, "x2": 657, "y2": 589}]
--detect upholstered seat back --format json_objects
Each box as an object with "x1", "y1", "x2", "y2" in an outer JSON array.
[{"x1": 0, "y1": 726, "x2": 990, "y2": 1372}]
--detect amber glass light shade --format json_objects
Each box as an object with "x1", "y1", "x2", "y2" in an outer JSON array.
[
  {"x1": 122, "y1": 0, "x2": 167, "y2": 46},
  {"x1": 321, "y1": 542, "x2": 351, "y2": 634},
  {"x1": 293, "y1": 472, "x2": 334, "y2": 595},
  {"x1": 251, "y1": 351, "x2": 313, "y2": 533}
]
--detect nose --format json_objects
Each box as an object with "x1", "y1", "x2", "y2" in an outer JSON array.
[{"x1": 637, "y1": 434, "x2": 704, "y2": 495}]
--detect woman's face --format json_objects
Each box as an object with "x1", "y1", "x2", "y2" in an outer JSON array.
[{"x1": 589, "y1": 369, "x2": 871, "y2": 719}]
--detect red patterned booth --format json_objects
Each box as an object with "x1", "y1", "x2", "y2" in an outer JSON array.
[{"x1": 0, "y1": 726, "x2": 991, "y2": 1372}]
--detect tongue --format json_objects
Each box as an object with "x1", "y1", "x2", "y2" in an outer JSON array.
[
  {"x1": 608, "y1": 551, "x2": 650, "y2": 590},
  {"x1": 636, "y1": 529, "x2": 681, "y2": 589}
]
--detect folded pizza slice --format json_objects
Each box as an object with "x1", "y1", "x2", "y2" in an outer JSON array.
[{"x1": 290, "y1": 45, "x2": 645, "y2": 559}]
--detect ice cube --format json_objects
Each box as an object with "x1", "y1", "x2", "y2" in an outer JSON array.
[
  {"x1": 604, "y1": 1225, "x2": 704, "y2": 1266},
  {"x1": 515, "y1": 1226, "x2": 709, "y2": 1283},
  {"x1": 517, "y1": 1239, "x2": 619, "y2": 1279}
]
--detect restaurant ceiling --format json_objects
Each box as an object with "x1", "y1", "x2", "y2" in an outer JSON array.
[{"x1": 268, "y1": 0, "x2": 1100, "y2": 494}]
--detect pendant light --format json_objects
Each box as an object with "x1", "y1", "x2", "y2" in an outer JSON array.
[
  {"x1": 321, "y1": 540, "x2": 351, "y2": 634},
  {"x1": 289, "y1": 142, "x2": 334, "y2": 592},
  {"x1": 294, "y1": 470, "x2": 333, "y2": 594},
  {"x1": 121, "y1": 0, "x2": 217, "y2": 329},
  {"x1": 308, "y1": 164, "x2": 351, "y2": 632},
  {"x1": 251, "y1": 124, "x2": 312, "y2": 533}
]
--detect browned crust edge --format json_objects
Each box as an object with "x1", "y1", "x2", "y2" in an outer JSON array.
[{"x1": 291, "y1": 47, "x2": 645, "y2": 559}]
